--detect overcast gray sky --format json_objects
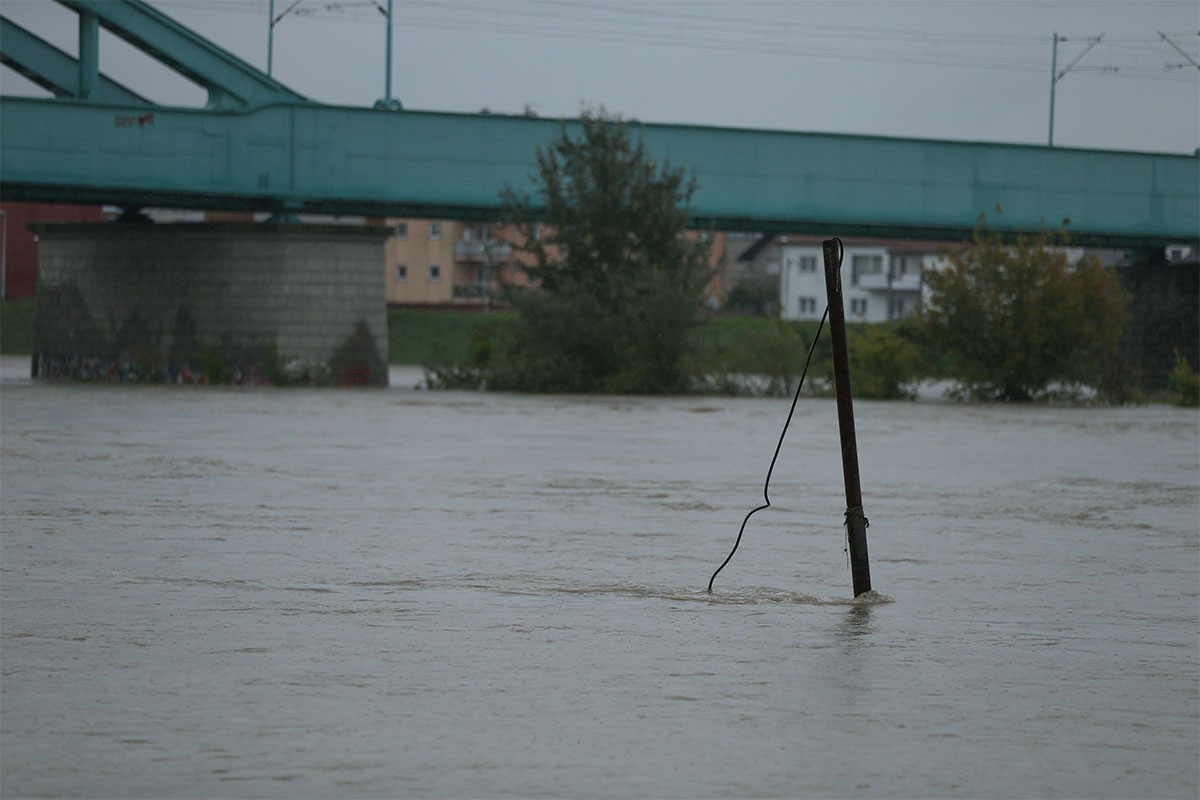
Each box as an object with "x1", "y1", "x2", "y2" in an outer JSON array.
[{"x1": 2, "y1": 0, "x2": 1197, "y2": 154}]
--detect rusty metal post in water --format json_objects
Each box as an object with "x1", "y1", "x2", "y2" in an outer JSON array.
[{"x1": 822, "y1": 239, "x2": 872, "y2": 597}]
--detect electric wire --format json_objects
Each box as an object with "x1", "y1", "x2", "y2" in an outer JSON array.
[
  {"x1": 150, "y1": 1, "x2": 1200, "y2": 82},
  {"x1": 707, "y1": 239, "x2": 840, "y2": 594}
]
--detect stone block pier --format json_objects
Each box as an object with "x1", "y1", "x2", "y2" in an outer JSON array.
[{"x1": 32, "y1": 222, "x2": 390, "y2": 386}]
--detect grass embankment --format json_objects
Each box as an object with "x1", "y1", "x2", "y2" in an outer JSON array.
[
  {"x1": 414, "y1": 310, "x2": 847, "y2": 394},
  {"x1": 3, "y1": 301, "x2": 830, "y2": 370},
  {"x1": 388, "y1": 308, "x2": 516, "y2": 366},
  {"x1": 402, "y1": 309, "x2": 831, "y2": 369},
  {"x1": 19, "y1": 304, "x2": 1189, "y2": 405},
  {"x1": 0, "y1": 302, "x2": 886, "y2": 382},
  {"x1": 0, "y1": 299, "x2": 35, "y2": 355}
]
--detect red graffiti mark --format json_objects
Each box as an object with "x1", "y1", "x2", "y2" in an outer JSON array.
[
  {"x1": 340, "y1": 364, "x2": 372, "y2": 386},
  {"x1": 114, "y1": 113, "x2": 155, "y2": 128}
]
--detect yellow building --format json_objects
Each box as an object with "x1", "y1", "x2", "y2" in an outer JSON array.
[
  {"x1": 385, "y1": 220, "x2": 547, "y2": 309},
  {"x1": 384, "y1": 218, "x2": 725, "y2": 309}
]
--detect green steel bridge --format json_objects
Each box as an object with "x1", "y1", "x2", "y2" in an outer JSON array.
[{"x1": 2, "y1": 0, "x2": 1197, "y2": 248}]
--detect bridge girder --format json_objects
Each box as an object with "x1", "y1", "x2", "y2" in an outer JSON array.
[
  {"x1": 0, "y1": 16, "x2": 150, "y2": 106},
  {"x1": 1, "y1": 97, "x2": 1196, "y2": 248},
  {"x1": 1, "y1": 0, "x2": 1195, "y2": 246},
  {"x1": 54, "y1": 0, "x2": 305, "y2": 110}
]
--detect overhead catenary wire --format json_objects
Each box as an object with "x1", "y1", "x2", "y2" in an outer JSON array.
[
  {"x1": 1159, "y1": 30, "x2": 1200, "y2": 70},
  {"x1": 151, "y1": 0, "x2": 1199, "y2": 83}
]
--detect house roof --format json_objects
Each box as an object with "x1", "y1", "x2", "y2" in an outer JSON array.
[
  {"x1": 734, "y1": 233, "x2": 777, "y2": 265},
  {"x1": 774, "y1": 234, "x2": 967, "y2": 254}
]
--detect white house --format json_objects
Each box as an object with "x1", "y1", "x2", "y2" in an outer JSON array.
[{"x1": 778, "y1": 237, "x2": 938, "y2": 323}]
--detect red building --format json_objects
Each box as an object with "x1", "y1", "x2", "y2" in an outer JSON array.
[{"x1": 1, "y1": 202, "x2": 106, "y2": 300}]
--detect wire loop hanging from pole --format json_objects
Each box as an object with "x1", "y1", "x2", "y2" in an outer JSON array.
[{"x1": 707, "y1": 239, "x2": 840, "y2": 593}]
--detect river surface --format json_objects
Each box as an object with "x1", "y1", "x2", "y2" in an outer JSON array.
[{"x1": 2, "y1": 360, "x2": 1197, "y2": 799}]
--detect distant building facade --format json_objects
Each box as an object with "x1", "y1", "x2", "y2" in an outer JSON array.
[
  {"x1": 710, "y1": 233, "x2": 785, "y2": 314},
  {"x1": 383, "y1": 219, "x2": 723, "y2": 310},
  {"x1": 383, "y1": 220, "x2": 543, "y2": 309},
  {"x1": 778, "y1": 236, "x2": 940, "y2": 323}
]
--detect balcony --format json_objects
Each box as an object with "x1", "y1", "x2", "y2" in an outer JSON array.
[
  {"x1": 451, "y1": 283, "x2": 508, "y2": 309},
  {"x1": 454, "y1": 239, "x2": 513, "y2": 263},
  {"x1": 857, "y1": 271, "x2": 923, "y2": 293},
  {"x1": 452, "y1": 283, "x2": 485, "y2": 299},
  {"x1": 852, "y1": 271, "x2": 889, "y2": 291},
  {"x1": 889, "y1": 270, "x2": 923, "y2": 291}
]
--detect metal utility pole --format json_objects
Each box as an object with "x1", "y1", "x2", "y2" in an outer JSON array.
[
  {"x1": 385, "y1": 0, "x2": 394, "y2": 106},
  {"x1": 268, "y1": 0, "x2": 302, "y2": 78},
  {"x1": 1049, "y1": 32, "x2": 1105, "y2": 147},
  {"x1": 268, "y1": 0, "x2": 274, "y2": 77},
  {"x1": 822, "y1": 239, "x2": 871, "y2": 597},
  {"x1": 370, "y1": 0, "x2": 400, "y2": 109},
  {"x1": 1048, "y1": 32, "x2": 1058, "y2": 146}
]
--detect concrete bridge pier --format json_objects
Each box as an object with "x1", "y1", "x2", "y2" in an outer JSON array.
[{"x1": 31, "y1": 222, "x2": 391, "y2": 386}]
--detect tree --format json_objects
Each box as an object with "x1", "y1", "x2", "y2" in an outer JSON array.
[
  {"x1": 724, "y1": 270, "x2": 780, "y2": 316},
  {"x1": 487, "y1": 108, "x2": 712, "y2": 394},
  {"x1": 921, "y1": 221, "x2": 1127, "y2": 402}
]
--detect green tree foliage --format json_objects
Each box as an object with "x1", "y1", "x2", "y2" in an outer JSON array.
[
  {"x1": 724, "y1": 271, "x2": 780, "y2": 316},
  {"x1": 693, "y1": 317, "x2": 823, "y2": 397},
  {"x1": 921, "y1": 222, "x2": 1128, "y2": 401},
  {"x1": 1168, "y1": 350, "x2": 1200, "y2": 407},
  {"x1": 489, "y1": 109, "x2": 712, "y2": 393},
  {"x1": 845, "y1": 322, "x2": 922, "y2": 400},
  {"x1": 0, "y1": 299, "x2": 36, "y2": 355}
]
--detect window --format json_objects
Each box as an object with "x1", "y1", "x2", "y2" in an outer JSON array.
[
  {"x1": 798, "y1": 296, "x2": 817, "y2": 314},
  {"x1": 851, "y1": 255, "x2": 882, "y2": 286},
  {"x1": 890, "y1": 255, "x2": 921, "y2": 280},
  {"x1": 428, "y1": 264, "x2": 441, "y2": 282},
  {"x1": 394, "y1": 222, "x2": 408, "y2": 239},
  {"x1": 890, "y1": 297, "x2": 905, "y2": 317},
  {"x1": 394, "y1": 263, "x2": 407, "y2": 282},
  {"x1": 428, "y1": 222, "x2": 441, "y2": 240},
  {"x1": 850, "y1": 298, "x2": 868, "y2": 316},
  {"x1": 798, "y1": 256, "x2": 817, "y2": 273}
]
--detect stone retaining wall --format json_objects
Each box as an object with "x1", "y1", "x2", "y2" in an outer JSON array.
[{"x1": 32, "y1": 222, "x2": 390, "y2": 386}]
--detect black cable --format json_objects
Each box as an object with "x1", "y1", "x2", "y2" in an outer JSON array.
[{"x1": 707, "y1": 238, "x2": 839, "y2": 593}]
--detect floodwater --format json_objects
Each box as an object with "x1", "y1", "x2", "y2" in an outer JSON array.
[{"x1": 1, "y1": 359, "x2": 1197, "y2": 799}]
